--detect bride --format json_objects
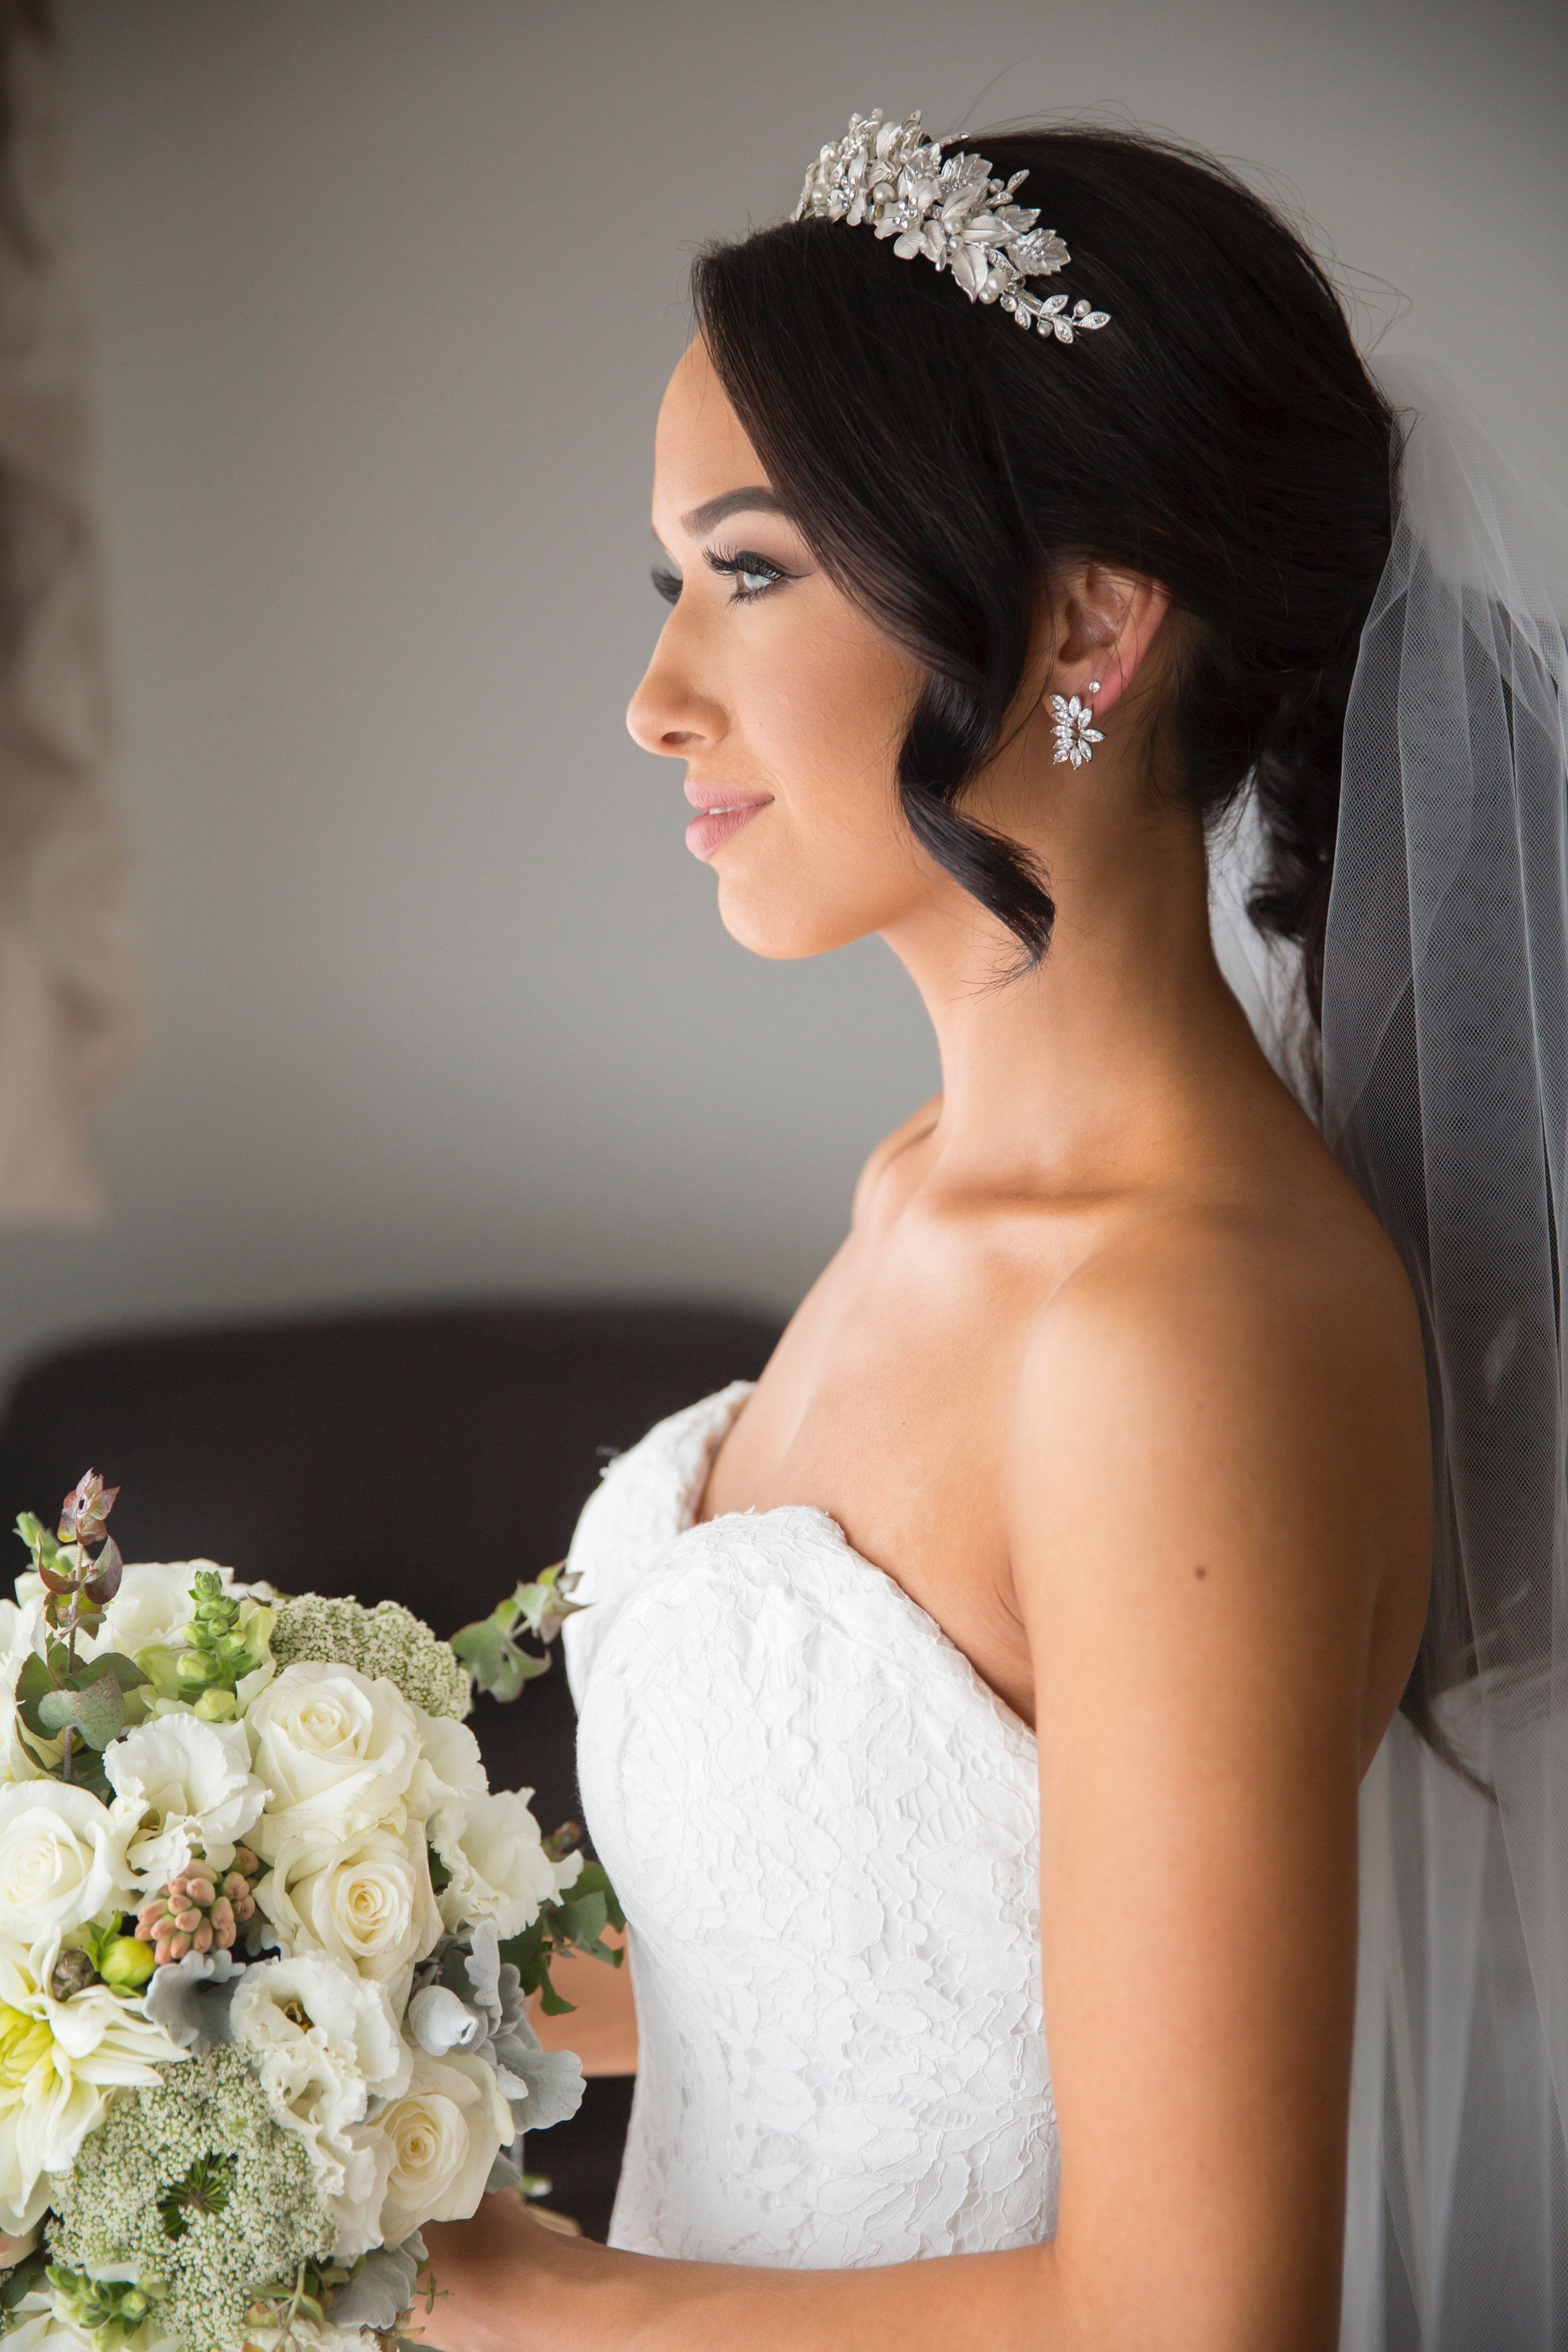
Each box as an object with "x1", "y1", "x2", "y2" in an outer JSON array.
[{"x1": 425, "y1": 113, "x2": 1566, "y2": 2351}]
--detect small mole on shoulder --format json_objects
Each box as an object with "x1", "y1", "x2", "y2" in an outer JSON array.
[{"x1": 1193, "y1": 1564, "x2": 1208, "y2": 1579}]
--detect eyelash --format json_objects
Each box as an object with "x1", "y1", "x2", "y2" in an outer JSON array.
[{"x1": 649, "y1": 547, "x2": 797, "y2": 608}]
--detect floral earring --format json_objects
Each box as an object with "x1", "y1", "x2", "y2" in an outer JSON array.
[{"x1": 1050, "y1": 680, "x2": 1103, "y2": 768}]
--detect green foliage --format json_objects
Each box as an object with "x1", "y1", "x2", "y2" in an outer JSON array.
[
  {"x1": 0, "y1": 2242, "x2": 49, "y2": 2334},
  {"x1": 46, "y1": 2261, "x2": 169, "y2": 2352},
  {"x1": 499, "y1": 1857, "x2": 626, "y2": 2015},
  {"x1": 13, "y1": 1480, "x2": 143, "y2": 1785},
  {"x1": 451, "y1": 1565, "x2": 585, "y2": 1703},
  {"x1": 171, "y1": 1571, "x2": 271, "y2": 1701}
]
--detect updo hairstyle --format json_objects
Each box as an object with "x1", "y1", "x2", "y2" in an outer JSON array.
[{"x1": 693, "y1": 127, "x2": 1396, "y2": 1019}]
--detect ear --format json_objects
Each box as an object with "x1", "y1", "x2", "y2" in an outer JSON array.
[{"x1": 1042, "y1": 564, "x2": 1172, "y2": 719}]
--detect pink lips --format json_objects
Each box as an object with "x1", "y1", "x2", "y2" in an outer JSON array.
[{"x1": 683, "y1": 781, "x2": 773, "y2": 862}]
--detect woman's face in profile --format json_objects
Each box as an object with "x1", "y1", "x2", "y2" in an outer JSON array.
[{"x1": 627, "y1": 340, "x2": 935, "y2": 960}]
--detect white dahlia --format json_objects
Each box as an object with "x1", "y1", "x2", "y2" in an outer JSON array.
[{"x1": 0, "y1": 1940, "x2": 187, "y2": 2234}]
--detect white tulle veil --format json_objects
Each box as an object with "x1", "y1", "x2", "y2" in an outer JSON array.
[{"x1": 1212, "y1": 356, "x2": 1568, "y2": 2349}]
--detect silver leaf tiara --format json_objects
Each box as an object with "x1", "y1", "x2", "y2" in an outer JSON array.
[{"x1": 793, "y1": 109, "x2": 1110, "y2": 345}]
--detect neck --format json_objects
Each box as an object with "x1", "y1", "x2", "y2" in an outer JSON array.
[{"x1": 880, "y1": 810, "x2": 1273, "y2": 1197}]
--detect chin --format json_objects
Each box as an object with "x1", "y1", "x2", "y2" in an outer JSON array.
[{"x1": 712, "y1": 870, "x2": 881, "y2": 962}]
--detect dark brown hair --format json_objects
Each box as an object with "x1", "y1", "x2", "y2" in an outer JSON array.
[{"x1": 693, "y1": 126, "x2": 1395, "y2": 1020}]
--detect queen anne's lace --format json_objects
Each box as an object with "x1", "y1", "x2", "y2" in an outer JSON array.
[{"x1": 794, "y1": 109, "x2": 1110, "y2": 345}]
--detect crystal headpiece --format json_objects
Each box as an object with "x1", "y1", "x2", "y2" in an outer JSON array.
[{"x1": 793, "y1": 109, "x2": 1110, "y2": 345}]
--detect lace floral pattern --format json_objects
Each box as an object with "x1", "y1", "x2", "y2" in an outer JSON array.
[{"x1": 563, "y1": 1389, "x2": 1057, "y2": 2267}]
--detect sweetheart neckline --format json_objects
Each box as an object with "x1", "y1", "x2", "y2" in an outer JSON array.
[{"x1": 671, "y1": 1493, "x2": 1037, "y2": 1742}]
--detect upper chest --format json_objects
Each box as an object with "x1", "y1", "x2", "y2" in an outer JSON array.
[{"x1": 699, "y1": 1202, "x2": 1098, "y2": 1722}]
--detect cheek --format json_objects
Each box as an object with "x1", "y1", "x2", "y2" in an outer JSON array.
[{"x1": 716, "y1": 612, "x2": 928, "y2": 959}]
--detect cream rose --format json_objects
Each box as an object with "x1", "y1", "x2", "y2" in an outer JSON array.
[
  {"x1": 229, "y1": 1950, "x2": 409, "y2": 2259},
  {"x1": 104, "y1": 1713, "x2": 266, "y2": 1885},
  {"x1": 375, "y1": 2049, "x2": 513, "y2": 2244},
  {"x1": 0, "y1": 1783, "x2": 135, "y2": 1974},
  {"x1": 430, "y1": 1787, "x2": 579, "y2": 1939},
  {"x1": 246, "y1": 1663, "x2": 422, "y2": 1859},
  {"x1": 256, "y1": 1820, "x2": 442, "y2": 2007}
]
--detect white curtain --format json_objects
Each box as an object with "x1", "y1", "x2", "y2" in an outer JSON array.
[{"x1": 0, "y1": 0, "x2": 137, "y2": 1222}]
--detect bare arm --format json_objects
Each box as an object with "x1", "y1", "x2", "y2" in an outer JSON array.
[
  {"x1": 527, "y1": 1928, "x2": 638, "y2": 2077},
  {"x1": 427, "y1": 1226, "x2": 1417, "y2": 2351}
]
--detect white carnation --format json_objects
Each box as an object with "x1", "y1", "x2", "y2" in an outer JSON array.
[
  {"x1": 0, "y1": 1938, "x2": 187, "y2": 2234},
  {"x1": 256, "y1": 1819, "x2": 442, "y2": 2009},
  {"x1": 0, "y1": 1597, "x2": 48, "y2": 1783},
  {"x1": 103, "y1": 1713, "x2": 266, "y2": 1885},
  {"x1": 375, "y1": 2049, "x2": 513, "y2": 2245},
  {"x1": 229, "y1": 1949, "x2": 410, "y2": 2259},
  {"x1": 0, "y1": 1782, "x2": 135, "y2": 1976},
  {"x1": 246, "y1": 1664, "x2": 422, "y2": 1860},
  {"x1": 407, "y1": 1710, "x2": 487, "y2": 1830},
  {"x1": 245, "y1": 2323, "x2": 375, "y2": 2352},
  {"x1": 431, "y1": 1786, "x2": 577, "y2": 1939}
]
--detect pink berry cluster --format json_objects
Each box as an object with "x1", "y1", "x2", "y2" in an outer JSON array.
[{"x1": 134, "y1": 1847, "x2": 260, "y2": 1965}]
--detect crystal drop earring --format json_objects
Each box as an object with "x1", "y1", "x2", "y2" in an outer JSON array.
[{"x1": 1050, "y1": 680, "x2": 1104, "y2": 768}]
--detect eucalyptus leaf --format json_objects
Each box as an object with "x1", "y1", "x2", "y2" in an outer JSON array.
[
  {"x1": 38, "y1": 1667, "x2": 126, "y2": 1749},
  {"x1": 556, "y1": 1890, "x2": 608, "y2": 1946},
  {"x1": 510, "y1": 1565, "x2": 586, "y2": 1644},
  {"x1": 568, "y1": 1860, "x2": 626, "y2": 1934},
  {"x1": 14, "y1": 1651, "x2": 54, "y2": 1736},
  {"x1": 79, "y1": 1650, "x2": 149, "y2": 1692},
  {"x1": 450, "y1": 1615, "x2": 552, "y2": 1703},
  {"x1": 448, "y1": 1620, "x2": 504, "y2": 1684}
]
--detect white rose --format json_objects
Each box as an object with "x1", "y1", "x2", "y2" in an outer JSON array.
[
  {"x1": 246, "y1": 1664, "x2": 422, "y2": 1860},
  {"x1": 0, "y1": 1783, "x2": 135, "y2": 1975},
  {"x1": 103, "y1": 1714, "x2": 266, "y2": 1885},
  {"x1": 256, "y1": 1820, "x2": 442, "y2": 2008},
  {"x1": 430, "y1": 1787, "x2": 576, "y2": 1939},
  {"x1": 229, "y1": 1950, "x2": 409, "y2": 2259},
  {"x1": 375, "y1": 2049, "x2": 513, "y2": 2244},
  {"x1": 407, "y1": 1711, "x2": 487, "y2": 1831}
]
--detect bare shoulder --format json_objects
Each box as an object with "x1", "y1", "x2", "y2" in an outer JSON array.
[
  {"x1": 1037, "y1": 1177, "x2": 1422, "y2": 1416},
  {"x1": 850, "y1": 1091, "x2": 943, "y2": 1226},
  {"x1": 1010, "y1": 1179, "x2": 1430, "y2": 1645}
]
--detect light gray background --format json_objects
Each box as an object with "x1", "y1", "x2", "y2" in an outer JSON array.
[{"x1": 3, "y1": 0, "x2": 1563, "y2": 1387}]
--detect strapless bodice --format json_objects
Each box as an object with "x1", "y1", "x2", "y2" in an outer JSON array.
[{"x1": 561, "y1": 1384, "x2": 1057, "y2": 2267}]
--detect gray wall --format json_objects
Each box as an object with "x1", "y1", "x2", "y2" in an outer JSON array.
[{"x1": 5, "y1": 0, "x2": 1563, "y2": 1386}]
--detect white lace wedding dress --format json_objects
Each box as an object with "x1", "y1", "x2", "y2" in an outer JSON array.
[{"x1": 561, "y1": 1383, "x2": 1057, "y2": 2268}]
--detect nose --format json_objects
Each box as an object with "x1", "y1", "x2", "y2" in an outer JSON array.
[{"x1": 626, "y1": 631, "x2": 728, "y2": 759}]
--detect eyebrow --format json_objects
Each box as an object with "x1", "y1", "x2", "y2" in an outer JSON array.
[{"x1": 679, "y1": 486, "x2": 792, "y2": 536}]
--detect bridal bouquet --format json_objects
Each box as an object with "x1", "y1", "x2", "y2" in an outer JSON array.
[{"x1": 0, "y1": 1474, "x2": 621, "y2": 2352}]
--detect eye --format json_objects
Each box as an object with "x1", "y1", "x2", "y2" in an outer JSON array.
[
  {"x1": 651, "y1": 565, "x2": 682, "y2": 607},
  {"x1": 706, "y1": 546, "x2": 795, "y2": 604}
]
